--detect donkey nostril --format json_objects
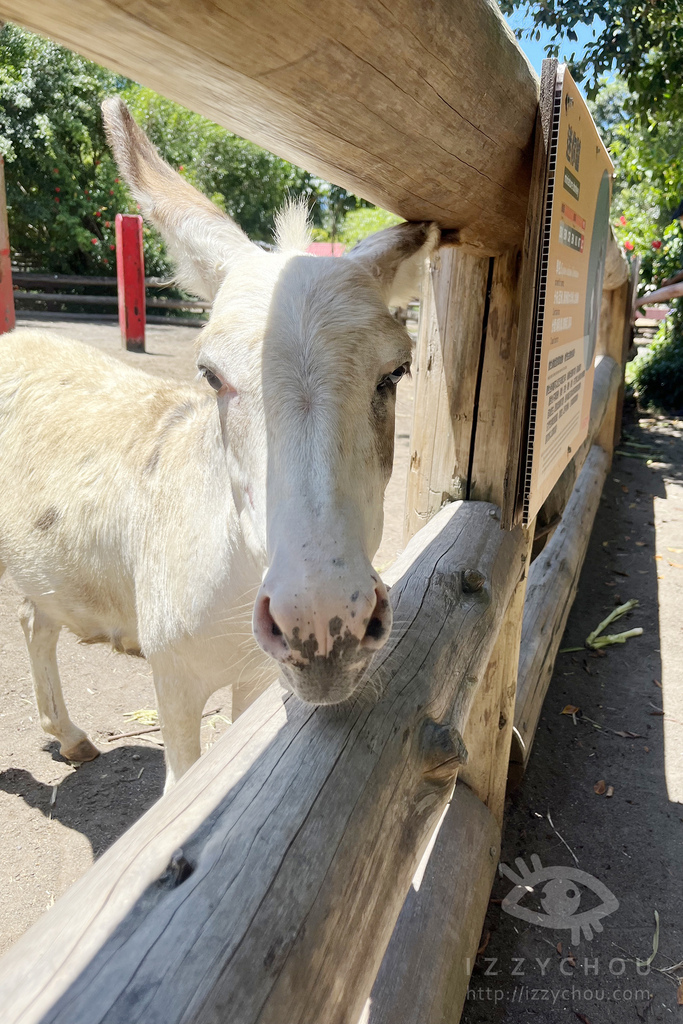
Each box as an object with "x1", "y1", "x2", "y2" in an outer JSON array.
[
  {"x1": 361, "y1": 587, "x2": 391, "y2": 648},
  {"x1": 271, "y1": 621, "x2": 282, "y2": 637},
  {"x1": 364, "y1": 617, "x2": 385, "y2": 641}
]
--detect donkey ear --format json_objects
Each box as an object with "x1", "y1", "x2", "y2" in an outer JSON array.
[
  {"x1": 345, "y1": 221, "x2": 441, "y2": 307},
  {"x1": 101, "y1": 97, "x2": 256, "y2": 301}
]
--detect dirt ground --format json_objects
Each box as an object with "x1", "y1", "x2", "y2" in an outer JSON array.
[
  {"x1": 0, "y1": 315, "x2": 413, "y2": 954},
  {"x1": 462, "y1": 402, "x2": 683, "y2": 1022},
  {"x1": 1, "y1": 317, "x2": 681, "y2": 1022}
]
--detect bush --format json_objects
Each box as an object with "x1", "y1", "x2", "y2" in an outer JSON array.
[{"x1": 631, "y1": 301, "x2": 683, "y2": 413}]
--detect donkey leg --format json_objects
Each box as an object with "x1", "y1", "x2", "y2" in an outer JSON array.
[
  {"x1": 151, "y1": 661, "x2": 206, "y2": 792},
  {"x1": 18, "y1": 599, "x2": 100, "y2": 762}
]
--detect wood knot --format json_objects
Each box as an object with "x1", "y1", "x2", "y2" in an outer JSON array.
[
  {"x1": 420, "y1": 720, "x2": 468, "y2": 783},
  {"x1": 462, "y1": 569, "x2": 486, "y2": 593}
]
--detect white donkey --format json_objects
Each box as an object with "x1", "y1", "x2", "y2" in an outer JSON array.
[{"x1": 0, "y1": 99, "x2": 441, "y2": 788}]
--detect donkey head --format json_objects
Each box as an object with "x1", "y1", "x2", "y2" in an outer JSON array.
[{"x1": 103, "y1": 98, "x2": 440, "y2": 705}]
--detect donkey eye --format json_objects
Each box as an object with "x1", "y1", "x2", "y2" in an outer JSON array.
[
  {"x1": 378, "y1": 363, "x2": 410, "y2": 391},
  {"x1": 198, "y1": 366, "x2": 223, "y2": 392}
]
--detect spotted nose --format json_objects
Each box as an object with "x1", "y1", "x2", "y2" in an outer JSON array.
[{"x1": 252, "y1": 576, "x2": 392, "y2": 666}]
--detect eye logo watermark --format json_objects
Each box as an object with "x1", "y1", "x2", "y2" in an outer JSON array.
[{"x1": 500, "y1": 854, "x2": 619, "y2": 944}]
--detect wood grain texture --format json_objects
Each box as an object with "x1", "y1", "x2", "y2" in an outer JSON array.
[
  {"x1": 596, "y1": 281, "x2": 631, "y2": 456},
  {"x1": 510, "y1": 446, "x2": 610, "y2": 775},
  {"x1": 404, "y1": 249, "x2": 490, "y2": 539},
  {"x1": 460, "y1": 544, "x2": 531, "y2": 825},
  {"x1": 0, "y1": 501, "x2": 527, "y2": 1024},
  {"x1": 367, "y1": 782, "x2": 500, "y2": 1024},
  {"x1": 0, "y1": 0, "x2": 539, "y2": 254},
  {"x1": 469, "y1": 245, "x2": 523, "y2": 507},
  {"x1": 603, "y1": 229, "x2": 629, "y2": 292}
]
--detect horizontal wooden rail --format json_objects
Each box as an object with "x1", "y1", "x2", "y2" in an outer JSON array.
[
  {"x1": 13, "y1": 291, "x2": 209, "y2": 311},
  {"x1": 510, "y1": 445, "x2": 610, "y2": 781},
  {"x1": 13, "y1": 309, "x2": 204, "y2": 328},
  {"x1": 0, "y1": 0, "x2": 539, "y2": 255},
  {"x1": 12, "y1": 272, "x2": 177, "y2": 288},
  {"x1": 0, "y1": 500, "x2": 527, "y2": 1024}
]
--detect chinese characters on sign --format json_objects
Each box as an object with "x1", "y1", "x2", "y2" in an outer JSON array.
[{"x1": 522, "y1": 64, "x2": 613, "y2": 525}]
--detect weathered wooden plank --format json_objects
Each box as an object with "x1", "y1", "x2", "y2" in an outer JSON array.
[
  {"x1": 603, "y1": 228, "x2": 629, "y2": 291},
  {"x1": 366, "y1": 782, "x2": 499, "y2": 1024},
  {"x1": 0, "y1": 500, "x2": 527, "y2": 1024},
  {"x1": 468, "y1": 244, "x2": 522, "y2": 505},
  {"x1": 0, "y1": 0, "x2": 539, "y2": 254},
  {"x1": 404, "y1": 249, "x2": 490, "y2": 538},
  {"x1": 460, "y1": 548, "x2": 530, "y2": 825},
  {"x1": 509, "y1": 445, "x2": 610, "y2": 779},
  {"x1": 596, "y1": 280, "x2": 632, "y2": 456}
]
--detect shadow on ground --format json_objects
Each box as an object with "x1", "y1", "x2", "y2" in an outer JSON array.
[
  {"x1": 0, "y1": 742, "x2": 165, "y2": 859},
  {"x1": 461, "y1": 402, "x2": 683, "y2": 1022}
]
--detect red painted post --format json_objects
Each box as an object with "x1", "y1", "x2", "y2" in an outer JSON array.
[
  {"x1": 115, "y1": 213, "x2": 145, "y2": 351},
  {"x1": 0, "y1": 156, "x2": 16, "y2": 335}
]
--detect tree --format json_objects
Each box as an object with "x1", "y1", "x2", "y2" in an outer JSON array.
[
  {"x1": 499, "y1": 0, "x2": 683, "y2": 121},
  {"x1": 0, "y1": 23, "x2": 133, "y2": 274}
]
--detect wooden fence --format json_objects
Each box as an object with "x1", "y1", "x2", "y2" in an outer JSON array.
[{"x1": 0, "y1": 3, "x2": 633, "y2": 1022}]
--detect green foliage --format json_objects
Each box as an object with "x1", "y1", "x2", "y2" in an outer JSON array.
[
  {"x1": 340, "y1": 207, "x2": 403, "y2": 249},
  {"x1": 0, "y1": 23, "x2": 135, "y2": 274},
  {"x1": 631, "y1": 302, "x2": 683, "y2": 413},
  {"x1": 499, "y1": 0, "x2": 683, "y2": 121}
]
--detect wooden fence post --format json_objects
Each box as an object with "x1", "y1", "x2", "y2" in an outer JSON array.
[
  {"x1": 0, "y1": 156, "x2": 16, "y2": 335},
  {"x1": 115, "y1": 212, "x2": 146, "y2": 351}
]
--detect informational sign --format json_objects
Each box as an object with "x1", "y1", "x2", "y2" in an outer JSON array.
[{"x1": 521, "y1": 64, "x2": 613, "y2": 525}]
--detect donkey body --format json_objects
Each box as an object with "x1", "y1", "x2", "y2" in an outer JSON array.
[{"x1": 0, "y1": 99, "x2": 440, "y2": 787}]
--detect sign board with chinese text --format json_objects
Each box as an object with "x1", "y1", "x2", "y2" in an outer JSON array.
[{"x1": 521, "y1": 64, "x2": 613, "y2": 525}]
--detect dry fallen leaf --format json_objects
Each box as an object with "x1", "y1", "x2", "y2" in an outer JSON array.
[
  {"x1": 654, "y1": 554, "x2": 662, "y2": 560},
  {"x1": 668, "y1": 547, "x2": 683, "y2": 554},
  {"x1": 557, "y1": 941, "x2": 563, "y2": 954},
  {"x1": 644, "y1": 746, "x2": 650, "y2": 753},
  {"x1": 669, "y1": 561, "x2": 683, "y2": 569},
  {"x1": 635, "y1": 541, "x2": 646, "y2": 547},
  {"x1": 562, "y1": 705, "x2": 580, "y2": 715},
  {"x1": 594, "y1": 779, "x2": 606, "y2": 795},
  {"x1": 613, "y1": 730, "x2": 642, "y2": 738},
  {"x1": 477, "y1": 930, "x2": 491, "y2": 956},
  {"x1": 567, "y1": 951, "x2": 577, "y2": 968},
  {"x1": 606, "y1": 785, "x2": 614, "y2": 798},
  {"x1": 622, "y1": 485, "x2": 629, "y2": 493},
  {"x1": 653, "y1": 678, "x2": 662, "y2": 688},
  {"x1": 677, "y1": 979, "x2": 683, "y2": 1005}
]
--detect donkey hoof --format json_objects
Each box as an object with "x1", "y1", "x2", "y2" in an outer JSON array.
[{"x1": 61, "y1": 737, "x2": 100, "y2": 763}]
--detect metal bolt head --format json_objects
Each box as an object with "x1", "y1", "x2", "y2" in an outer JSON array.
[{"x1": 462, "y1": 569, "x2": 486, "y2": 593}]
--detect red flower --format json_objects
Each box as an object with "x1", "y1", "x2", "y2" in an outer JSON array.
[
  {"x1": 652, "y1": 239, "x2": 662, "y2": 249},
  {"x1": 53, "y1": 167, "x2": 59, "y2": 173},
  {"x1": 179, "y1": 165, "x2": 185, "y2": 172},
  {"x1": 55, "y1": 186, "x2": 60, "y2": 192},
  {"x1": 95, "y1": 211, "x2": 101, "y2": 217},
  {"x1": 85, "y1": 189, "x2": 89, "y2": 194},
  {"x1": 103, "y1": 257, "x2": 109, "y2": 264},
  {"x1": 109, "y1": 190, "x2": 114, "y2": 195},
  {"x1": 105, "y1": 221, "x2": 110, "y2": 227},
  {"x1": 110, "y1": 244, "x2": 115, "y2": 250},
  {"x1": 624, "y1": 240, "x2": 635, "y2": 251},
  {"x1": 91, "y1": 238, "x2": 98, "y2": 244},
  {"x1": 619, "y1": 215, "x2": 627, "y2": 225},
  {"x1": 114, "y1": 177, "x2": 120, "y2": 183},
  {"x1": 54, "y1": 198, "x2": 59, "y2": 203}
]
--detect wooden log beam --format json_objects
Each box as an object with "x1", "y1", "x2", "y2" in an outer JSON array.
[
  {"x1": 603, "y1": 228, "x2": 629, "y2": 292},
  {"x1": 0, "y1": 501, "x2": 527, "y2": 1024},
  {"x1": 0, "y1": 0, "x2": 539, "y2": 255},
  {"x1": 366, "y1": 782, "x2": 500, "y2": 1024},
  {"x1": 510, "y1": 445, "x2": 611, "y2": 781}
]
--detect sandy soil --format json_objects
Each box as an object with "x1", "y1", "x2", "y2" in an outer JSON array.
[{"x1": 0, "y1": 315, "x2": 413, "y2": 953}]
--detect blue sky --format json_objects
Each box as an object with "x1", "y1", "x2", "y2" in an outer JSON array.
[{"x1": 504, "y1": 12, "x2": 608, "y2": 97}]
